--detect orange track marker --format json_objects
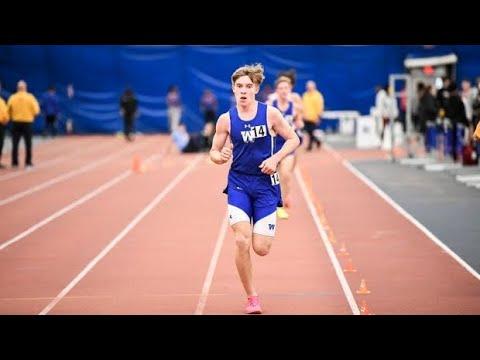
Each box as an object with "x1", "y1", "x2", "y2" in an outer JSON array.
[
  {"x1": 356, "y1": 279, "x2": 371, "y2": 294},
  {"x1": 337, "y1": 242, "x2": 349, "y2": 257},
  {"x1": 343, "y1": 257, "x2": 357, "y2": 273}
]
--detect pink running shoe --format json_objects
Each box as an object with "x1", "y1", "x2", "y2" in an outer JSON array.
[{"x1": 245, "y1": 295, "x2": 263, "y2": 314}]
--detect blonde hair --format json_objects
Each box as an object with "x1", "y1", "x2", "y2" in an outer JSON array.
[{"x1": 231, "y1": 63, "x2": 265, "y2": 86}]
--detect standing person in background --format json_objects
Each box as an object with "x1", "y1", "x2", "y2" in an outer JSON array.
[
  {"x1": 445, "y1": 82, "x2": 468, "y2": 162},
  {"x1": 472, "y1": 78, "x2": 480, "y2": 130},
  {"x1": 41, "y1": 85, "x2": 60, "y2": 137},
  {"x1": 171, "y1": 123, "x2": 204, "y2": 153},
  {"x1": 120, "y1": 88, "x2": 139, "y2": 142},
  {"x1": 166, "y1": 85, "x2": 182, "y2": 133},
  {"x1": 200, "y1": 89, "x2": 218, "y2": 125},
  {"x1": 474, "y1": 77, "x2": 480, "y2": 99},
  {"x1": 375, "y1": 84, "x2": 390, "y2": 142},
  {"x1": 473, "y1": 121, "x2": 480, "y2": 141},
  {"x1": 64, "y1": 83, "x2": 75, "y2": 135},
  {"x1": 7, "y1": 80, "x2": 40, "y2": 168},
  {"x1": 471, "y1": 78, "x2": 480, "y2": 160},
  {"x1": 0, "y1": 95, "x2": 9, "y2": 169},
  {"x1": 200, "y1": 89, "x2": 218, "y2": 148},
  {"x1": 399, "y1": 86, "x2": 407, "y2": 133},
  {"x1": 302, "y1": 80, "x2": 324, "y2": 151},
  {"x1": 461, "y1": 79, "x2": 475, "y2": 129},
  {"x1": 418, "y1": 84, "x2": 438, "y2": 152},
  {"x1": 436, "y1": 77, "x2": 452, "y2": 112}
]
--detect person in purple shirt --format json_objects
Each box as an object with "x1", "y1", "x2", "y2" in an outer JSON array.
[
  {"x1": 200, "y1": 89, "x2": 218, "y2": 125},
  {"x1": 41, "y1": 85, "x2": 60, "y2": 137},
  {"x1": 200, "y1": 89, "x2": 219, "y2": 148}
]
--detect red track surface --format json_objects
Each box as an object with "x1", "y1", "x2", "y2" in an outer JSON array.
[{"x1": 1, "y1": 135, "x2": 479, "y2": 314}]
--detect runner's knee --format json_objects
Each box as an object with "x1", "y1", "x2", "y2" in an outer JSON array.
[{"x1": 235, "y1": 231, "x2": 251, "y2": 252}]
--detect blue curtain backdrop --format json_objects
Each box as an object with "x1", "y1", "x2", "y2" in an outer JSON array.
[{"x1": 0, "y1": 45, "x2": 478, "y2": 134}]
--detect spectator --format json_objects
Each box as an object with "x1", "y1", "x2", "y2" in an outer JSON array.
[
  {"x1": 200, "y1": 89, "x2": 218, "y2": 148},
  {"x1": 461, "y1": 79, "x2": 475, "y2": 126},
  {"x1": 65, "y1": 83, "x2": 75, "y2": 135},
  {"x1": 166, "y1": 85, "x2": 182, "y2": 133},
  {"x1": 171, "y1": 123, "x2": 204, "y2": 153},
  {"x1": 0, "y1": 95, "x2": 8, "y2": 169},
  {"x1": 302, "y1": 80, "x2": 324, "y2": 150},
  {"x1": 472, "y1": 78, "x2": 480, "y2": 127},
  {"x1": 375, "y1": 84, "x2": 390, "y2": 141},
  {"x1": 473, "y1": 77, "x2": 480, "y2": 99},
  {"x1": 7, "y1": 80, "x2": 40, "y2": 168},
  {"x1": 445, "y1": 82, "x2": 468, "y2": 161},
  {"x1": 119, "y1": 88, "x2": 138, "y2": 141},
  {"x1": 436, "y1": 76, "x2": 451, "y2": 111},
  {"x1": 418, "y1": 84, "x2": 438, "y2": 134},
  {"x1": 399, "y1": 86, "x2": 407, "y2": 133},
  {"x1": 473, "y1": 120, "x2": 480, "y2": 141},
  {"x1": 200, "y1": 89, "x2": 218, "y2": 125},
  {"x1": 41, "y1": 85, "x2": 60, "y2": 137}
]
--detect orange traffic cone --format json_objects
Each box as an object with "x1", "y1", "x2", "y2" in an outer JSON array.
[
  {"x1": 343, "y1": 257, "x2": 357, "y2": 273},
  {"x1": 337, "y1": 242, "x2": 349, "y2": 257},
  {"x1": 359, "y1": 300, "x2": 374, "y2": 315},
  {"x1": 132, "y1": 155, "x2": 142, "y2": 173},
  {"x1": 356, "y1": 279, "x2": 371, "y2": 295}
]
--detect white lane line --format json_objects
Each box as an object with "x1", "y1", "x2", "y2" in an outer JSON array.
[
  {"x1": 0, "y1": 151, "x2": 166, "y2": 251},
  {"x1": 194, "y1": 212, "x2": 229, "y2": 315},
  {"x1": 39, "y1": 155, "x2": 204, "y2": 315},
  {"x1": 0, "y1": 142, "x2": 148, "y2": 207},
  {"x1": 0, "y1": 141, "x2": 114, "y2": 182},
  {"x1": 324, "y1": 144, "x2": 480, "y2": 282},
  {"x1": 294, "y1": 167, "x2": 360, "y2": 315}
]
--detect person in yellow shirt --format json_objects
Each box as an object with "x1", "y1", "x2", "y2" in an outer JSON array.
[
  {"x1": 302, "y1": 80, "x2": 324, "y2": 151},
  {"x1": 473, "y1": 121, "x2": 480, "y2": 141},
  {"x1": 0, "y1": 95, "x2": 9, "y2": 169},
  {"x1": 7, "y1": 80, "x2": 40, "y2": 168}
]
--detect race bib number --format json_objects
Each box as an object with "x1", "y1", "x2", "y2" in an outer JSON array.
[{"x1": 270, "y1": 172, "x2": 280, "y2": 186}]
